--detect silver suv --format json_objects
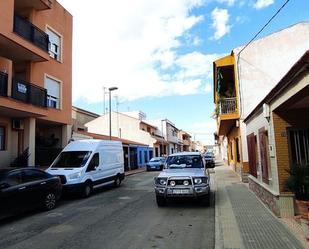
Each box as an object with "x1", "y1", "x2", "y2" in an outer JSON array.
[{"x1": 154, "y1": 152, "x2": 211, "y2": 206}]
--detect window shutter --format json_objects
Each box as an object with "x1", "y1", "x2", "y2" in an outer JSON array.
[
  {"x1": 45, "y1": 77, "x2": 60, "y2": 98},
  {"x1": 247, "y1": 133, "x2": 257, "y2": 177},
  {"x1": 259, "y1": 128, "x2": 269, "y2": 184}
]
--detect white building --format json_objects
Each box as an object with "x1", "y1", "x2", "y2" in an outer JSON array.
[{"x1": 213, "y1": 22, "x2": 309, "y2": 181}]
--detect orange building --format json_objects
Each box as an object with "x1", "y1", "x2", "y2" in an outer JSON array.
[{"x1": 0, "y1": 0, "x2": 72, "y2": 167}]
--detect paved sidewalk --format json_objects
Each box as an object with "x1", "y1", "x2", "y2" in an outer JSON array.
[{"x1": 215, "y1": 161, "x2": 305, "y2": 249}]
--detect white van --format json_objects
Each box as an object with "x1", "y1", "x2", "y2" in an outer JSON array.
[{"x1": 46, "y1": 139, "x2": 125, "y2": 197}]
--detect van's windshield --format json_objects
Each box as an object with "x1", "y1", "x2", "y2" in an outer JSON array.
[{"x1": 51, "y1": 151, "x2": 92, "y2": 168}]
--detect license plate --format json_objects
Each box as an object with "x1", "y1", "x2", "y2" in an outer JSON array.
[
  {"x1": 151, "y1": 166, "x2": 156, "y2": 169},
  {"x1": 172, "y1": 189, "x2": 190, "y2": 194}
]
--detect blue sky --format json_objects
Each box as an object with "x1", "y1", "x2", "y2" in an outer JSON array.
[{"x1": 58, "y1": 0, "x2": 308, "y2": 144}]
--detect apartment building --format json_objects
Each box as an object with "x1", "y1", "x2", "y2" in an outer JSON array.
[
  {"x1": 213, "y1": 22, "x2": 309, "y2": 181},
  {"x1": 161, "y1": 119, "x2": 180, "y2": 155},
  {"x1": 178, "y1": 130, "x2": 192, "y2": 152},
  {"x1": 0, "y1": 0, "x2": 72, "y2": 167}
]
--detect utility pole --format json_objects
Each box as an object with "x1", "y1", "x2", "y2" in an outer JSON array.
[{"x1": 102, "y1": 86, "x2": 107, "y2": 115}]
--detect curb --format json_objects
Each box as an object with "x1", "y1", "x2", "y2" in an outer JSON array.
[{"x1": 125, "y1": 168, "x2": 146, "y2": 176}]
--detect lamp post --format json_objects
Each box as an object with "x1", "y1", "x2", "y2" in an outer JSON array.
[{"x1": 108, "y1": 87, "x2": 118, "y2": 140}]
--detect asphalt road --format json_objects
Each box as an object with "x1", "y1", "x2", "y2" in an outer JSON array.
[{"x1": 0, "y1": 171, "x2": 215, "y2": 249}]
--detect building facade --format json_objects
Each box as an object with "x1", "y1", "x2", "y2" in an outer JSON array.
[
  {"x1": 85, "y1": 111, "x2": 158, "y2": 166},
  {"x1": 0, "y1": 0, "x2": 72, "y2": 167},
  {"x1": 244, "y1": 51, "x2": 309, "y2": 217},
  {"x1": 213, "y1": 22, "x2": 309, "y2": 181}
]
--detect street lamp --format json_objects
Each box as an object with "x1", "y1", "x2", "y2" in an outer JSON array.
[{"x1": 109, "y1": 87, "x2": 118, "y2": 140}]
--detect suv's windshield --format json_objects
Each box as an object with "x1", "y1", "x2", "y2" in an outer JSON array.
[
  {"x1": 51, "y1": 151, "x2": 92, "y2": 168},
  {"x1": 166, "y1": 155, "x2": 203, "y2": 169}
]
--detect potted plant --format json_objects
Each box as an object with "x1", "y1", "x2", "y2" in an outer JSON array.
[{"x1": 285, "y1": 164, "x2": 309, "y2": 219}]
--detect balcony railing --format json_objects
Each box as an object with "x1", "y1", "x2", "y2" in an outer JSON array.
[
  {"x1": 12, "y1": 79, "x2": 47, "y2": 108},
  {"x1": 0, "y1": 71, "x2": 8, "y2": 97},
  {"x1": 13, "y1": 15, "x2": 49, "y2": 52},
  {"x1": 219, "y1": 97, "x2": 237, "y2": 114}
]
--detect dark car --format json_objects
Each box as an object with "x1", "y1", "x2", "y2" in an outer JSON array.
[
  {"x1": 146, "y1": 157, "x2": 166, "y2": 171},
  {"x1": 204, "y1": 152, "x2": 215, "y2": 168},
  {"x1": 0, "y1": 168, "x2": 62, "y2": 220}
]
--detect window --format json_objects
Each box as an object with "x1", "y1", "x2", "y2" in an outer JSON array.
[
  {"x1": 51, "y1": 151, "x2": 92, "y2": 168},
  {"x1": 45, "y1": 76, "x2": 60, "y2": 109},
  {"x1": 46, "y1": 28, "x2": 61, "y2": 61},
  {"x1": 247, "y1": 133, "x2": 257, "y2": 177},
  {"x1": 86, "y1": 153, "x2": 99, "y2": 172},
  {"x1": 229, "y1": 142, "x2": 233, "y2": 160},
  {"x1": 22, "y1": 170, "x2": 47, "y2": 183},
  {"x1": 235, "y1": 138, "x2": 241, "y2": 163},
  {"x1": 259, "y1": 128, "x2": 270, "y2": 184},
  {"x1": 0, "y1": 126, "x2": 5, "y2": 150},
  {"x1": 6, "y1": 171, "x2": 22, "y2": 187}
]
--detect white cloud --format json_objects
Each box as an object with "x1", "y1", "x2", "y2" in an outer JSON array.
[
  {"x1": 217, "y1": 0, "x2": 236, "y2": 6},
  {"x1": 58, "y1": 0, "x2": 212, "y2": 103},
  {"x1": 211, "y1": 8, "x2": 231, "y2": 40},
  {"x1": 205, "y1": 83, "x2": 212, "y2": 93},
  {"x1": 253, "y1": 0, "x2": 274, "y2": 9},
  {"x1": 174, "y1": 52, "x2": 221, "y2": 79}
]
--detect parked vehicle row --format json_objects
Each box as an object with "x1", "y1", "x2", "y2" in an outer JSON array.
[
  {"x1": 146, "y1": 157, "x2": 166, "y2": 171},
  {"x1": 0, "y1": 139, "x2": 125, "y2": 220}
]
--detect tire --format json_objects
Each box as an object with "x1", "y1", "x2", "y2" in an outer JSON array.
[
  {"x1": 43, "y1": 192, "x2": 57, "y2": 211},
  {"x1": 81, "y1": 182, "x2": 92, "y2": 198},
  {"x1": 200, "y1": 194, "x2": 210, "y2": 207},
  {"x1": 114, "y1": 175, "x2": 122, "y2": 187},
  {"x1": 156, "y1": 195, "x2": 166, "y2": 207}
]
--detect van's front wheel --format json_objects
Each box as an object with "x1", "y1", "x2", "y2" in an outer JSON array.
[
  {"x1": 81, "y1": 182, "x2": 92, "y2": 198},
  {"x1": 114, "y1": 175, "x2": 122, "y2": 187}
]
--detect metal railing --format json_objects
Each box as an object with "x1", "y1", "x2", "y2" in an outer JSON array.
[
  {"x1": 0, "y1": 71, "x2": 8, "y2": 97},
  {"x1": 219, "y1": 97, "x2": 237, "y2": 114},
  {"x1": 11, "y1": 79, "x2": 47, "y2": 107},
  {"x1": 13, "y1": 15, "x2": 49, "y2": 52}
]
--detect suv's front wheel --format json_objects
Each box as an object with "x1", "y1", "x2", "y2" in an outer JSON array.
[{"x1": 156, "y1": 195, "x2": 166, "y2": 207}]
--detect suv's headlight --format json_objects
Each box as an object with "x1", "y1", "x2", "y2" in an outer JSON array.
[
  {"x1": 193, "y1": 177, "x2": 207, "y2": 184},
  {"x1": 155, "y1": 177, "x2": 167, "y2": 185},
  {"x1": 68, "y1": 172, "x2": 82, "y2": 180}
]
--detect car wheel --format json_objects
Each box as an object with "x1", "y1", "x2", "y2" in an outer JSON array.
[
  {"x1": 114, "y1": 175, "x2": 122, "y2": 187},
  {"x1": 200, "y1": 194, "x2": 210, "y2": 207},
  {"x1": 43, "y1": 192, "x2": 57, "y2": 211},
  {"x1": 156, "y1": 195, "x2": 166, "y2": 207},
  {"x1": 82, "y1": 182, "x2": 92, "y2": 198}
]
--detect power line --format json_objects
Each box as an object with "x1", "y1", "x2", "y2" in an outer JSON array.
[{"x1": 238, "y1": 0, "x2": 290, "y2": 55}]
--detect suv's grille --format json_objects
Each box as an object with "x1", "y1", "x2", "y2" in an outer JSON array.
[
  {"x1": 168, "y1": 179, "x2": 192, "y2": 186},
  {"x1": 57, "y1": 175, "x2": 67, "y2": 184}
]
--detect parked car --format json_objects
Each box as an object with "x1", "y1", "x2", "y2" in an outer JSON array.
[
  {"x1": 46, "y1": 139, "x2": 125, "y2": 198},
  {"x1": 146, "y1": 157, "x2": 166, "y2": 171},
  {"x1": 204, "y1": 152, "x2": 215, "y2": 168},
  {"x1": 0, "y1": 168, "x2": 62, "y2": 220},
  {"x1": 154, "y1": 152, "x2": 211, "y2": 207}
]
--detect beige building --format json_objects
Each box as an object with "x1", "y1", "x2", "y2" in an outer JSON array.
[
  {"x1": 0, "y1": 0, "x2": 72, "y2": 167},
  {"x1": 244, "y1": 51, "x2": 309, "y2": 217}
]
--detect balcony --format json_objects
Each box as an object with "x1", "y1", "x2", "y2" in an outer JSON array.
[
  {"x1": 219, "y1": 97, "x2": 237, "y2": 115},
  {"x1": 15, "y1": 0, "x2": 52, "y2": 11},
  {"x1": 0, "y1": 71, "x2": 8, "y2": 97},
  {"x1": 13, "y1": 15, "x2": 49, "y2": 52},
  {"x1": 11, "y1": 79, "x2": 47, "y2": 108}
]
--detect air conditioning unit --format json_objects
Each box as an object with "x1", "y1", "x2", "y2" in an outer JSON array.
[{"x1": 12, "y1": 119, "x2": 24, "y2": 130}]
